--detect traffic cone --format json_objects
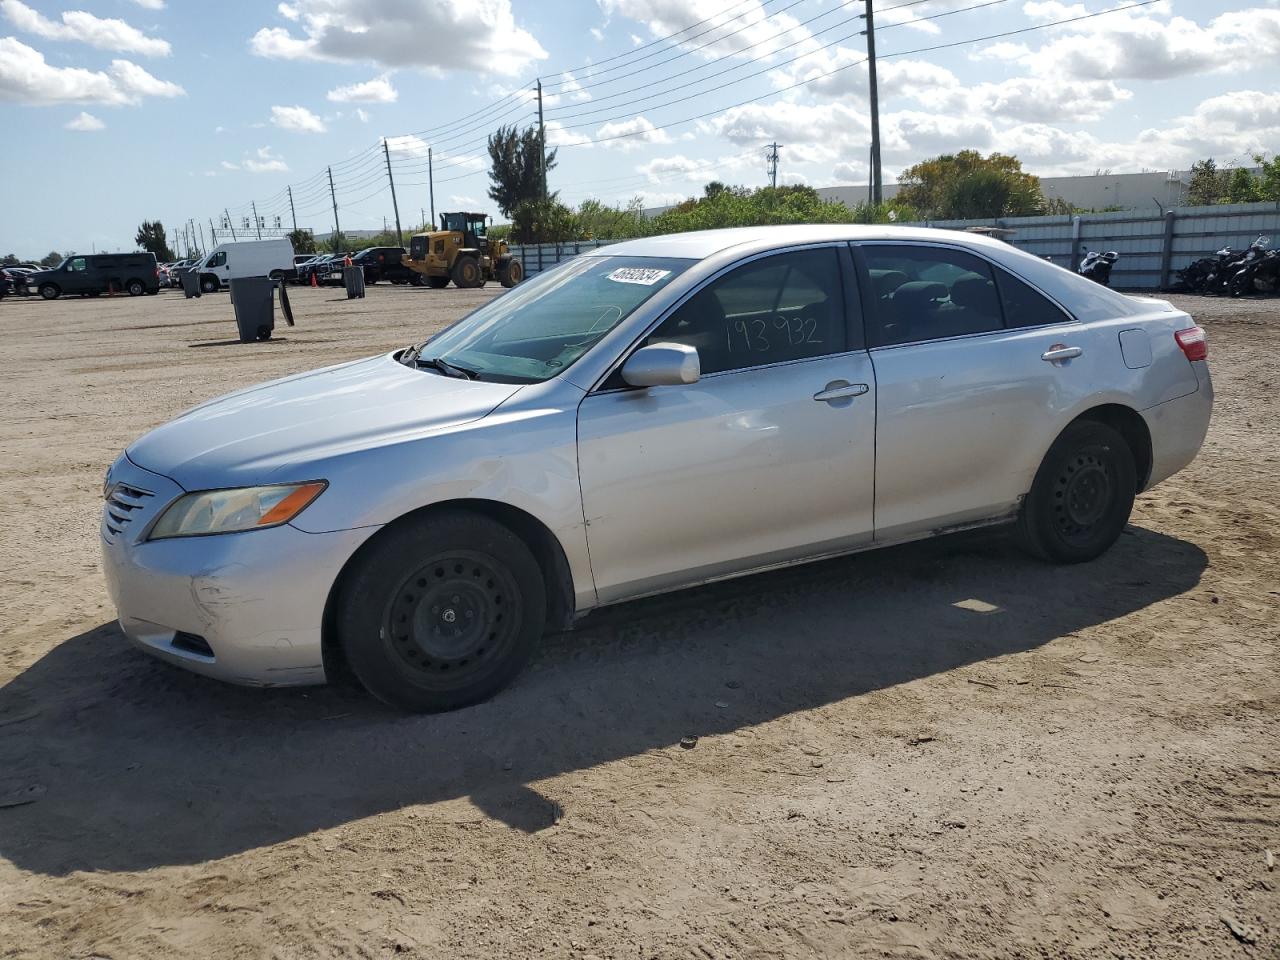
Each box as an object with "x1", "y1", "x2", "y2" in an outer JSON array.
[{"x1": 310, "y1": 271, "x2": 317, "y2": 288}]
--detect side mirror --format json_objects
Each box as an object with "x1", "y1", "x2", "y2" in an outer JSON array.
[{"x1": 621, "y1": 342, "x2": 700, "y2": 387}]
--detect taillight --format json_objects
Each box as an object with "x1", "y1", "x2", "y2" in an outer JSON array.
[{"x1": 1175, "y1": 325, "x2": 1207, "y2": 362}]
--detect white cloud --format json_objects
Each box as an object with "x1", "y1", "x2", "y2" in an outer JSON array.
[
  {"x1": 0, "y1": 38, "x2": 184, "y2": 105},
  {"x1": 595, "y1": 115, "x2": 671, "y2": 149},
  {"x1": 382, "y1": 134, "x2": 429, "y2": 157},
  {"x1": 1010, "y1": 6, "x2": 1280, "y2": 82},
  {"x1": 0, "y1": 0, "x2": 170, "y2": 56},
  {"x1": 355, "y1": 107, "x2": 369, "y2": 123},
  {"x1": 270, "y1": 104, "x2": 326, "y2": 132},
  {"x1": 590, "y1": 26, "x2": 604, "y2": 41},
  {"x1": 326, "y1": 75, "x2": 397, "y2": 103},
  {"x1": 545, "y1": 120, "x2": 592, "y2": 147},
  {"x1": 130, "y1": 0, "x2": 165, "y2": 8},
  {"x1": 220, "y1": 160, "x2": 239, "y2": 170},
  {"x1": 598, "y1": 0, "x2": 822, "y2": 62},
  {"x1": 249, "y1": 0, "x2": 546, "y2": 76},
  {"x1": 243, "y1": 146, "x2": 288, "y2": 173},
  {"x1": 64, "y1": 110, "x2": 103, "y2": 131}
]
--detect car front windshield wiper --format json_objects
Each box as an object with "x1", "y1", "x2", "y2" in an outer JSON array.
[{"x1": 403, "y1": 349, "x2": 478, "y2": 380}]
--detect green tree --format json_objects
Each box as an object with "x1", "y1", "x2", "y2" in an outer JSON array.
[
  {"x1": 1186, "y1": 159, "x2": 1229, "y2": 205},
  {"x1": 134, "y1": 220, "x2": 175, "y2": 261},
  {"x1": 1225, "y1": 167, "x2": 1261, "y2": 203},
  {"x1": 0, "y1": 253, "x2": 17, "y2": 266},
  {"x1": 288, "y1": 228, "x2": 316, "y2": 254},
  {"x1": 511, "y1": 197, "x2": 580, "y2": 243},
  {"x1": 576, "y1": 197, "x2": 648, "y2": 240},
  {"x1": 896, "y1": 150, "x2": 1046, "y2": 219},
  {"x1": 40, "y1": 250, "x2": 64, "y2": 267},
  {"x1": 1254, "y1": 153, "x2": 1280, "y2": 201},
  {"x1": 487, "y1": 124, "x2": 558, "y2": 218}
]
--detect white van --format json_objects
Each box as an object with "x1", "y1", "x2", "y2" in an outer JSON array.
[{"x1": 196, "y1": 239, "x2": 295, "y2": 293}]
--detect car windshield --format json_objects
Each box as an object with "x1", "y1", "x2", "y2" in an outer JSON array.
[{"x1": 417, "y1": 255, "x2": 693, "y2": 383}]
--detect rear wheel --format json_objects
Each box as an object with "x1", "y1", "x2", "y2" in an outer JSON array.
[
  {"x1": 39, "y1": 283, "x2": 60, "y2": 300},
  {"x1": 336, "y1": 511, "x2": 546, "y2": 712},
  {"x1": 126, "y1": 278, "x2": 145, "y2": 297},
  {"x1": 451, "y1": 256, "x2": 483, "y2": 289},
  {"x1": 1015, "y1": 420, "x2": 1136, "y2": 563},
  {"x1": 497, "y1": 257, "x2": 524, "y2": 288}
]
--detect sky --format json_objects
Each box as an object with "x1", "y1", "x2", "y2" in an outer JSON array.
[{"x1": 0, "y1": 0, "x2": 1277, "y2": 256}]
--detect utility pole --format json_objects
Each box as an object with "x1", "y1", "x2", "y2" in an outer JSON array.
[
  {"x1": 327, "y1": 166, "x2": 342, "y2": 252},
  {"x1": 198, "y1": 222, "x2": 207, "y2": 256},
  {"x1": 536, "y1": 78, "x2": 547, "y2": 202},
  {"x1": 287, "y1": 186, "x2": 297, "y2": 234},
  {"x1": 864, "y1": 0, "x2": 883, "y2": 206},
  {"x1": 251, "y1": 201, "x2": 262, "y2": 240},
  {"x1": 428, "y1": 147, "x2": 436, "y2": 225},
  {"x1": 224, "y1": 207, "x2": 237, "y2": 242},
  {"x1": 765, "y1": 142, "x2": 782, "y2": 189},
  {"x1": 189, "y1": 219, "x2": 198, "y2": 255},
  {"x1": 382, "y1": 138, "x2": 404, "y2": 246},
  {"x1": 210, "y1": 217, "x2": 217, "y2": 246}
]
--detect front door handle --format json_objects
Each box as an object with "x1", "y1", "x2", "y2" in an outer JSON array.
[
  {"x1": 1041, "y1": 344, "x2": 1083, "y2": 363},
  {"x1": 813, "y1": 381, "x2": 869, "y2": 403}
]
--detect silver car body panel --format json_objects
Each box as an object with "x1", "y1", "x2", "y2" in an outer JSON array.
[{"x1": 101, "y1": 225, "x2": 1213, "y2": 687}]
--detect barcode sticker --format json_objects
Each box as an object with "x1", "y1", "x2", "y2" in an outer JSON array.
[{"x1": 607, "y1": 267, "x2": 671, "y2": 285}]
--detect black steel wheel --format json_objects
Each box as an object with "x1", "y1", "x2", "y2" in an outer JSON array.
[
  {"x1": 39, "y1": 283, "x2": 60, "y2": 300},
  {"x1": 126, "y1": 278, "x2": 145, "y2": 296},
  {"x1": 336, "y1": 511, "x2": 546, "y2": 712},
  {"x1": 1015, "y1": 420, "x2": 1136, "y2": 563}
]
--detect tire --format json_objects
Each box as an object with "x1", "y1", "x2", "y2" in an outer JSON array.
[
  {"x1": 1015, "y1": 420, "x2": 1136, "y2": 564},
  {"x1": 126, "y1": 278, "x2": 145, "y2": 297},
  {"x1": 336, "y1": 511, "x2": 546, "y2": 713},
  {"x1": 409, "y1": 274, "x2": 425, "y2": 287},
  {"x1": 39, "y1": 283, "x2": 60, "y2": 300},
  {"x1": 268, "y1": 270, "x2": 284, "y2": 282},
  {"x1": 497, "y1": 257, "x2": 524, "y2": 288},
  {"x1": 427, "y1": 275, "x2": 450, "y2": 289},
  {"x1": 451, "y1": 257, "x2": 483, "y2": 289},
  {"x1": 256, "y1": 324, "x2": 272, "y2": 342},
  {"x1": 199, "y1": 275, "x2": 220, "y2": 294}
]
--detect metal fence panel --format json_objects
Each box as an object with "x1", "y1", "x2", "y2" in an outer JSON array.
[{"x1": 505, "y1": 202, "x2": 1280, "y2": 289}]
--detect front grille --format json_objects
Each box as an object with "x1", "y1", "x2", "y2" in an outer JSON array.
[{"x1": 103, "y1": 482, "x2": 154, "y2": 541}]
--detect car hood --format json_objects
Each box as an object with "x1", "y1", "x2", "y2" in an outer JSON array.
[{"x1": 127, "y1": 353, "x2": 521, "y2": 490}]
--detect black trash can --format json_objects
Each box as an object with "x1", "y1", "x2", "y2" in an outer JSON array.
[
  {"x1": 229, "y1": 276, "x2": 275, "y2": 343},
  {"x1": 180, "y1": 268, "x2": 201, "y2": 298},
  {"x1": 343, "y1": 265, "x2": 366, "y2": 299}
]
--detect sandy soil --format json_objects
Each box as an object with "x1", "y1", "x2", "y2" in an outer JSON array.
[{"x1": 0, "y1": 284, "x2": 1276, "y2": 959}]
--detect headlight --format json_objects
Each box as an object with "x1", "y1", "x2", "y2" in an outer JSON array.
[{"x1": 149, "y1": 482, "x2": 326, "y2": 540}]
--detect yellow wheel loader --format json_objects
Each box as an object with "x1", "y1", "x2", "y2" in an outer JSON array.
[{"x1": 404, "y1": 212, "x2": 524, "y2": 289}]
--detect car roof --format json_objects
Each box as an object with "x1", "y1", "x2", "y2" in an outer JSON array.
[{"x1": 593, "y1": 224, "x2": 1034, "y2": 260}]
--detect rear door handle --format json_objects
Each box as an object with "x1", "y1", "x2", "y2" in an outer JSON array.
[
  {"x1": 1041, "y1": 344, "x2": 1083, "y2": 363},
  {"x1": 813, "y1": 381, "x2": 869, "y2": 403}
]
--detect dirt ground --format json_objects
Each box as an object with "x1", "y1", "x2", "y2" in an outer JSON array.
[{"x1": 0, "y1": 283, "x2": 1276, "y2": 960}]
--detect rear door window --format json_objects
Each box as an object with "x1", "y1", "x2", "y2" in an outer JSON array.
[
  {"x1": 995, "y1": 268, "x2": 1074, "y2": 327},
  {"x1": 860, "y1": 245, "x2": 1004, "y2": 347}
]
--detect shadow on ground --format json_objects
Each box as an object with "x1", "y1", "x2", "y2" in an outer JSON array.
[{"x1": 0, "y1": 525, "x2": 1205, "y2": 875}]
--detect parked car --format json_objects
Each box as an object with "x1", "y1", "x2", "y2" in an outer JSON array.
[
  {"x1": 0, "y1": 268, "x2": 14, "y2": 298},
  {"x1": 193, "y1": 238, "x2": 295, "y2": 293},
  {"x1": 353, "y1": 246, "x2": 414, "y2": 284},
  {"x1": 168, "y1": 259, "x2": 197, "y2": 288},
  {"x1": 295, "y1": 254, "x2": 333, "y2": 285},
  {"x1": 27, "y1": 253, "x2": 159, "y2": 299},
  {"x1": 100, "y1": 225, "x2": 1213, "y2": 712}
]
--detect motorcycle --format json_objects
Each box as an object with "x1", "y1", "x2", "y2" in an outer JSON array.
[
  {"x1": 1078, "y1": 249, "x2": 1119, "y2": 286},
  {"x1": 1175, "y1": 235, "x2": 1273, "y2": 295}
]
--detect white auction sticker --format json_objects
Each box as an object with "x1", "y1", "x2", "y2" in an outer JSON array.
[{"x1": 607, "y1": 267, "x2": 671, "y2": 285}]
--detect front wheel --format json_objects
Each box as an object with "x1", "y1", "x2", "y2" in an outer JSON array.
[
  {"x1": 336, "y1": 511, "x2": 546, "y2": 712},
  {"x1": 39, "y1": 283, "x2": 60, "y2": 300},
  {"x1": 451, "y1": 257, "x2": 483, "y2": 289},
  {"x1": 1015, "y1": 420, "x2": 1136, "y2": 563},
  {"x1": 199, "y1": 275, "x2": 220, "y2": 294}
]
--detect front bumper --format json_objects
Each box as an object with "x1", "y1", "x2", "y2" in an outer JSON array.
[{"x1": 101, "y1": 454, "x2": 381, "y2": 687}]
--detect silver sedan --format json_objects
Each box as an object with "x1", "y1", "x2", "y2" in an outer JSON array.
[{"x1": 101, "y1": 225, "x2": 1213, "y2": 711}]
